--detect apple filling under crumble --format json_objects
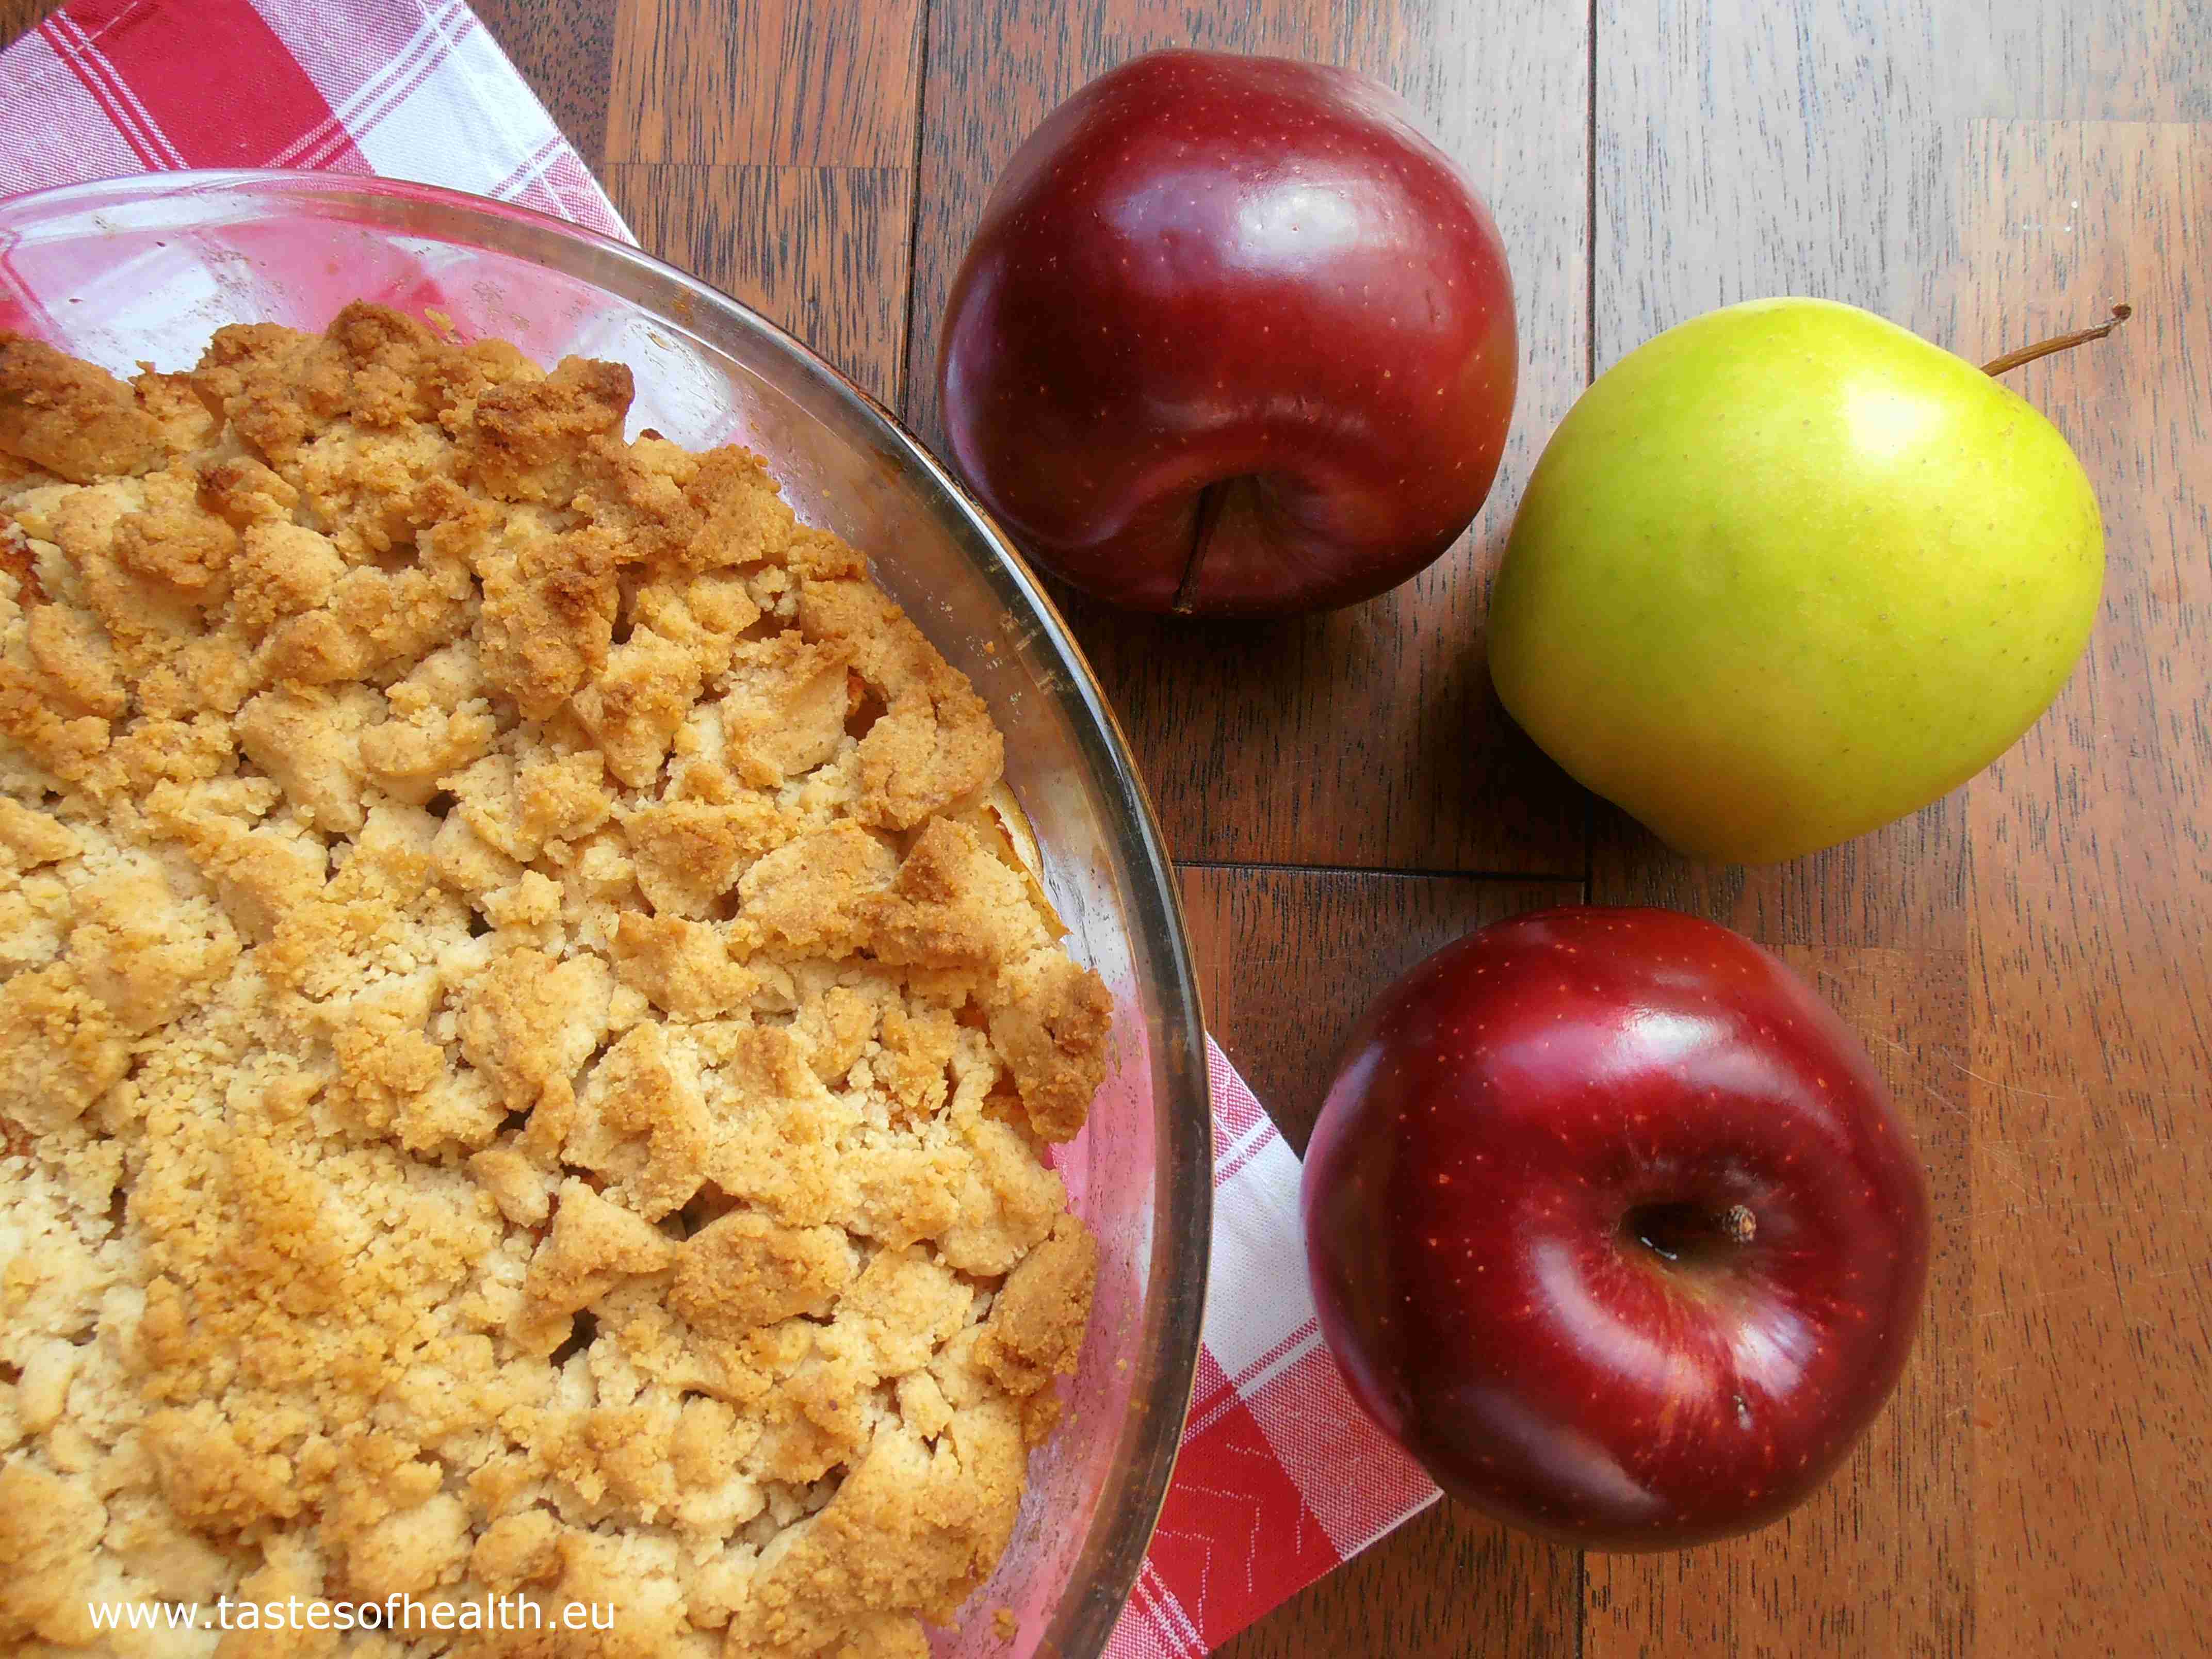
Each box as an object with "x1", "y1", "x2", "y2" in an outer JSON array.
[{"x1": 0, "y1": 304, "x2": 1111, "y2": 1657}]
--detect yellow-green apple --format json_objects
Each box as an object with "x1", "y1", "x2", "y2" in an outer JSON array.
[
  {"x1": 1302, "y1": 906, "x2": 1931, "y2": 1548},
  {"x1": 1487, "y1": 297, "x2": 2103, "y2": 863},
  {"x1": 937, "y1": 49, "x2": 1517, "y2": 616}
]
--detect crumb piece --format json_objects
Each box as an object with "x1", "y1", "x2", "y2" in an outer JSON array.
[
  {"x1": 0, "y1": 334, "x2": 167, "y2": 482},
  {"x1": 978, "y1": 1215, "x2": 1099, "y2": 1395},
  {"x1": 516, "y1": 1179, "x2": 682, "y2": 1355},
  {"x1": 672, "y1": 1211, "x2": 854, "y2": 1337}
]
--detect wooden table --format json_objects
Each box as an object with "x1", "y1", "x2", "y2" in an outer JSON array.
[{"x1": 10, "y1": 0, "x2": 2205, "y2": 1652}]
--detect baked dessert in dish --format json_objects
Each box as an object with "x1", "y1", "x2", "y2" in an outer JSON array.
[{"x1": 0, "y1": 303, "x2": 1112, "y2": 1657}]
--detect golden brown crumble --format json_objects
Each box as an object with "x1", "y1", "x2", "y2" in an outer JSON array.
[{"x1": 0, "y1": 304, "x2": 1112, "y2": 1657}]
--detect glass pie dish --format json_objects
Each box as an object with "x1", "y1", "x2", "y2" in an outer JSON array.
[{"x1": 0, "y1": 170, "x2": 1211, "y2": 1658}]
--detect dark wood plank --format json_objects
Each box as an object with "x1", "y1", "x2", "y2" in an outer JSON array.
[
  {"x1": 607, "y1": 0, "x2": 923, "y2": 166},
  {"x1": 475, "y1": 0, "x2": 616, "y2": 170},
  {"x1": 1182, "y1": 865, "x2": 1582, "y2": 1151},
  {"x1": 1181, "y1": 865, "x2": 1584, "y2": 1659},
  {"x1": 1956, "y1": 117, "x2": 2212, "y2": 1656},
  {"x1": 0, "y1": 0, "x2": 47, "y2": 48},
  {"x1": 1591, "y1": 803, "x2": 1970, "y2": 951},
  {"x1": 904, "y1": 0, "x2": 1591, "y2": 875},
  {"x1": 604, "y1": 164, "x2": 915, "y2": 402},
  {"x1": 601, "y1": 0, "x2": 926, "y2": 408}
]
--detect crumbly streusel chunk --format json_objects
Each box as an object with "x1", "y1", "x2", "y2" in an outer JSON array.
[{"x1": 0, "y1": 305, "x2": 1112, "y2": 1657}]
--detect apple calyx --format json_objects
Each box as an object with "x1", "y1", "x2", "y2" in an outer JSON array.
[
  {"x1": 1981, "y1": 303, "x2": 2131, "y2": 376},
  {"x1": 1624, "y1": 1199, "x2": 1759, "y2": 1263}
]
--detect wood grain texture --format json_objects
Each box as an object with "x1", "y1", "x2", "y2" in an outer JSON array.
[
  {"x1": 1956, "y1": 119, "x2": 2212, "y2": 1655},
  {"x1": 608, "y1": 0, "x2": 923, "y2": 165},
  {"x1": 1586, "y1": 2, "x2": 1981, "y2": 1648},
  {"x1": 1941, "y1": 0, "x2": 2212, "y2": 122},
  {"x1": 904, "y1": 0, "x2": 1591, "y2": 874},
  {"x1": 605, "y1": 162, "x2": 915, "y2": 400},
  {"x1": 475, "y1": 0, "x2": 615, "y2": 168},
  {"x1": 600, "y1": 0, "x2": 928, "y2": 408},
  {"x1": 0, "y1": 0, "x2": 48, "y2": 50},
  {"x1": 1181, "y1": 866, "x2": 1584, "y2": 1659},
  {"x1": 1582, "y1": 63, "x2": 1979, "y2": 1630}
]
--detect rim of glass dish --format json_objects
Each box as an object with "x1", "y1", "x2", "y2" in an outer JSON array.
[{"x1": 0, "y1": 168, "x2": 1213, "y2": 1659}]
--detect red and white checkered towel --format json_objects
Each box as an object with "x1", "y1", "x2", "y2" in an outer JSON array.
[
  {"x1": 0, "y1": 0, "x2": 624, "y2": 235},
  {"x1": 1121, "y1": 1047, "x2": 1439, "y2": 1653},
  {"x1": 0, "y1": 3, "x2": 1441, "y2": 1651}
]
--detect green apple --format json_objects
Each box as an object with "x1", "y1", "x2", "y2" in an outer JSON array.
[{"x1": 1488, "y1": 297, "x2": 2103, "y2": 864}]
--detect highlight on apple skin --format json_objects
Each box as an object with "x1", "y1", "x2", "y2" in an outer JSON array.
[
  {"x1": 937, "y1": 48, "x2": 1518, "y2": 617},
  {"x1": 1302, "y1": 905, "x2": 1932, "y2": 1549}
]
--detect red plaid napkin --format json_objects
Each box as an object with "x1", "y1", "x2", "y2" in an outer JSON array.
[
  {"x1": 0, "y1": 3, "x2": 1441, "y2": 1651},
  {"x1": 1114, "y1": 1047, "x2": 1439, "y2": 1654},
  {"x1": 0, "y1": 0, "x2": 623, "y2": 235}
]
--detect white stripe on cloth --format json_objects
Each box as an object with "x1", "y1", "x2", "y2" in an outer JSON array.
[
  {"x1": 343, "y1": 3, "x2": 627, "y2": 238},
  {"x1": 42, "y1": 8, "x2": 189, "y2": 169},
  {"x1": 0, "y1": 29, "x2": 144, "y2": 188}
]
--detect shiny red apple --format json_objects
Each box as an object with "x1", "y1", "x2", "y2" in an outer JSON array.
[
  {"x1": 1302, "y1": 906, "x2": 1930, "y2": 1548},
  {"x1": 937, "y1": 48, "x2": 1517, "y2": 615}
]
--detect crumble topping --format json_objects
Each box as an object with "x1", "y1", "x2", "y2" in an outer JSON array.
[{"x1": 0, "y1": 304, "x2": 1111, "y2": 1657}]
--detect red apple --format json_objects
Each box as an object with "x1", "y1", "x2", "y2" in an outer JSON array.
[
  {"x1": 1302, "y1": 906, "x2": 1930, "y2": 1548},
  {"x1": 937, "y1": 48, "x2": 1517, "y2": 615}
]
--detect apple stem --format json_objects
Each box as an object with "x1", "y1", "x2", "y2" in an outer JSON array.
[
  {"x1": 1981, "y1": 303, "x2": 2131, "y2": 376},
  {"x1": 1173, "y1": 481, "x2": 1230, "y2": 615}
]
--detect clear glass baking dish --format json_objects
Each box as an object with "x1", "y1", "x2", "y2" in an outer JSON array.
[{"x1": 0, "y1": 170, "x2": 1211, "y2": 1658}]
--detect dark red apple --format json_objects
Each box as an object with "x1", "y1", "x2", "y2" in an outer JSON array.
[
  {"x1": 937, "y1": 48, "x2": 1517, "y2": 615},
  {"x1": 1302, "y1": 906, "x2": 1930, "y2": 1548}
]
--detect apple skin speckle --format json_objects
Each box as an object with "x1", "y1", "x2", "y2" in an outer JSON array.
[{"x1": 1300, "y1": 904, "x2": 1931, "y2": 1550}]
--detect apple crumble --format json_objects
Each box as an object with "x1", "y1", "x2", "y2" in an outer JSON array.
[{"x1": 0, "y1": 304, "x2": 1111, "y2": 1657}]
